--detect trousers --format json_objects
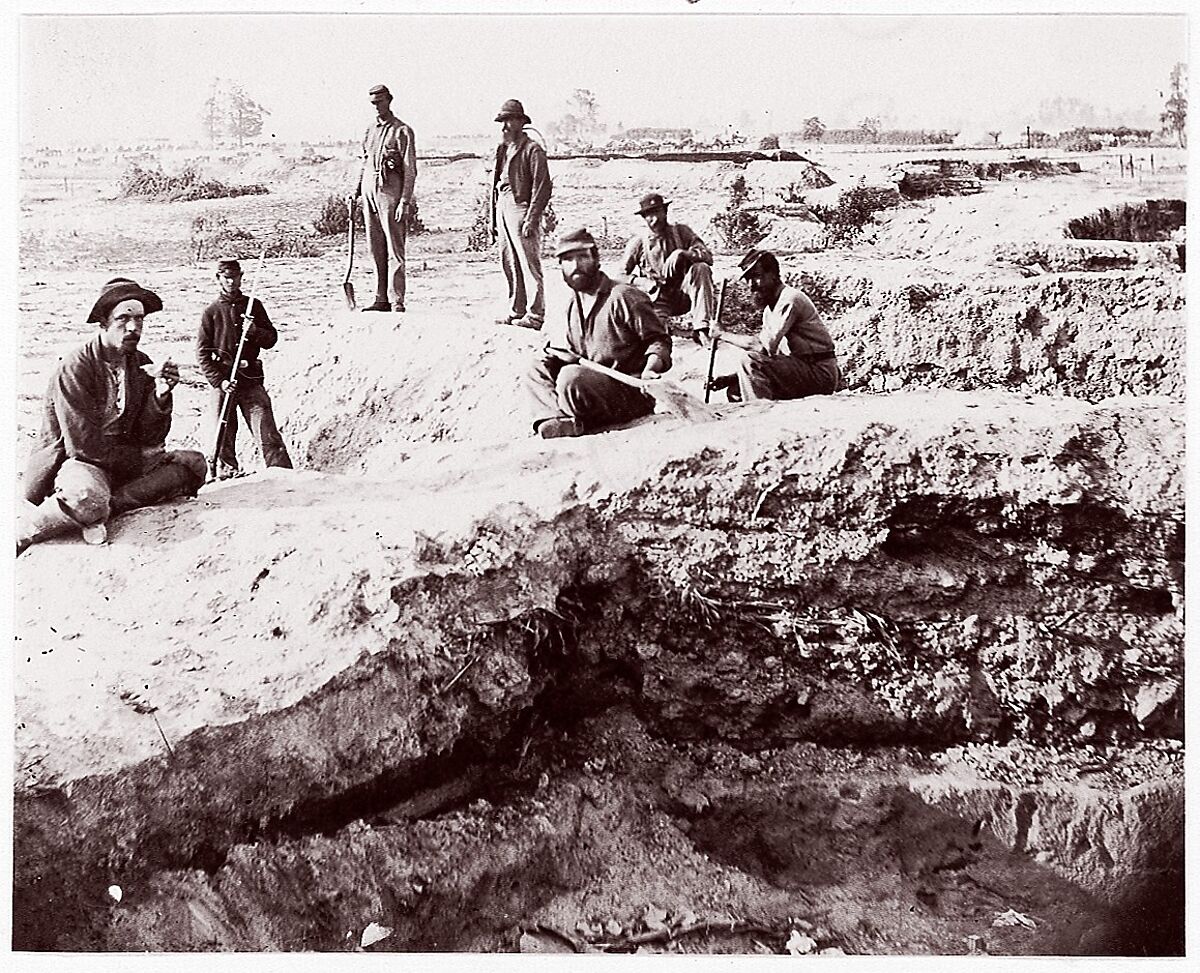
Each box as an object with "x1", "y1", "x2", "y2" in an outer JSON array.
[
  {"x1": 59, "y1": 452, "x2": 205, "y2": 524},
  {"x1": 648, "y1": 250, "x2": 716, "y2": 329},
  {"x1": 498, "y1": 189, "x2": 545, "y2": 322},
  {"x1": 736, "y1": 350, "x2": 841, "y2": 401},
  {"x1": 364, "y1": 185, "x2": 408, "y2": 309},
  {"x1": 525, "y1": 357, "x2": 652, "y2": 433},
  {"x1": 209, "y1": 380, "x2": 293, "y2": 473}
]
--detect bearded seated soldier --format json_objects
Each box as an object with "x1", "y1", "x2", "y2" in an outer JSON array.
[
  {"x1": 707, "y1": 248, "x2": 841, "y2": 402},
  {"x1": 525, "y1": 227, "x2": 672, "y2": 439},
  {"x1": 17, "y1": 277, "x2": 207, "y2": 555}
]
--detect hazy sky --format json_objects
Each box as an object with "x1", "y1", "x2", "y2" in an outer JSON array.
[{"x1": 15, "y1": 3, "x2": 1192, "y2": 146}]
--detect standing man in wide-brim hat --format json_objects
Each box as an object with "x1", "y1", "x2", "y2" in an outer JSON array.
[
  {"x1": 17, "y1": 277, "x2": 207, "y2": 554},
  {"x1": 352, "y1": 83, "x2": 418, "y2": 312},
  {"x1": 621, "y1": 191, "x2": 717, "y2": 341},
  {"x1": 491, "y1": 98, "x2": 552, "y2": 329}
]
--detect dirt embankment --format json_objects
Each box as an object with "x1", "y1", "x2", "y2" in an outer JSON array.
[{"x1": 15, "y1": 383, "x2": 1183, "y2": 953}]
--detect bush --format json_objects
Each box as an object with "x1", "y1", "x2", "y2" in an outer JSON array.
[
  {"x1": 809, "y1": 185, "x2": 896, "y2": 246},
  {"x1": 710, "y1": 175, "x2": 767, "y2": 250},
  {"x1": 190, "y1": 213, "x2": 255, "y2": 261},
  {"x1": 312, "y1": 194, "x2": 365, "y2": 236},
  {"x1": 120, "y1": 162, "x2": 267, "y2": 201}
]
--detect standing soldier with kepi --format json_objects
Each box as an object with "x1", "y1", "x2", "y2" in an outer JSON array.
[
  {"x1": 352, "y1": 83, "x2": 417, "y2": 312},
  {"x1": 491, "y1": 98, "x2": 552, "y2": 328},
  {"x1": 17, "y1": 277, "x2": 206, "y2": 554},
  {"x1": 197, "y1": 258, "x2": 293, "y2": 478}
]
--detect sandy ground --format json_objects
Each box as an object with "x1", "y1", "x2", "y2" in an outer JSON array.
[{"x1": 16, "y1": 142, "x2": 1185, "y2": 469}]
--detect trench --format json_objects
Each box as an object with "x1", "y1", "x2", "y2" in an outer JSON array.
[{"x1": 27, "y1": 560, "x2": 1183, "y2": 955}]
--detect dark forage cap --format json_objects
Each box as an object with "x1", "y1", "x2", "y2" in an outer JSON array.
[
  {"x1": 495, "y1": 98, "x2": 531, "y2": 124},
  {"x1": 553, "y1": 227, "x2": 598, "y2": 257},
  {"x1": 635, "y1": 192, "x2": 670, "y2": 215},
  {"x1": 216, "y1": 258, "x2": 242, "y2": 275},
  {"x1": 369, "y1": 84, "x2": 392, "y2": 99},
  {"x1": 738, "y1": 248, "x2": 780, "y2": 279},
  {"x1": 87, "y1": 277, "x2": 163, "y2": 324}
]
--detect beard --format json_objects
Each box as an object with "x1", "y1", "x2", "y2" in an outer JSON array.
[{"x1": 564, "y1": 267, "x2": 600, "y2": 292}]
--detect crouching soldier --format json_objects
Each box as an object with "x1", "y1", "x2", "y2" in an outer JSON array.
[
  {"x1": 18, "y1": 278, "x2": 207, "y2": 554},
  {"x1": 526, "y1": 228, "x2": 672, "y2": 439},
  {"x1": 197, "y1": 258, "x2": 293, "y2": 478},
  {"x1": 707, "y1": 249, "x2": 841, "y2": 402}
]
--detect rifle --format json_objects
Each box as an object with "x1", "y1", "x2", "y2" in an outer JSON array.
[
  {"x1": 704, "y1": 278, "x2": 729, "y2": 404},
  {"x1": 208, "y1": 247, "x2": 266, "y2": 478}
]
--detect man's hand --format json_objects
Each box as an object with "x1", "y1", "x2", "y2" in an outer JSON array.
[
  {"x1": 546, "y1": 346, "x2": 580, "y2": 365},
  {"x1": 520, "y1": 216, "x2": 534, "y2": 238},
  {"x1": 143, "y1": 360, "x2": 180, "y2": 399},
  {"x1": 640, "y1": 355, "x2": 668, "y2": 381},
  {"x1": 220, "y1": 379, "x2": 232, "y2": 393}
]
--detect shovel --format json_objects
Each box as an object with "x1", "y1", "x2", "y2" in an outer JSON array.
[
  {"x1": 704, "y1": 277, "x2": 729, "y2": 404},
  {"x1": 342, "y1": 195, "x2": 357, "y2": 310},
  {"x1": 575, "y1": 357, "x2": 718, "y2": 422}
]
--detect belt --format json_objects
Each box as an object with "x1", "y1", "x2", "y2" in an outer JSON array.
[{"x1": 801, "y1": 350, "x2": 836, "y2": 363}]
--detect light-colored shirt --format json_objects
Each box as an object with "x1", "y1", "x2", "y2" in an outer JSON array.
[
  {"x1": 760, "y1": 287, "x2": 835, "y2": 358},
  {"x1": 361, "y1": 113, "x2": 417, "y2": 200}
]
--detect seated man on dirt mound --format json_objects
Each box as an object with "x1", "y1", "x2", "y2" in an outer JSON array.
[
  {"x1": 621, "y1": 191, "x2": 716, "y2": 342},
  {"x1": 707, "y1": 249, "x2": 841, "y2": 402},
  {"x1": 17, "y1": 278, "x2": 207, "y2": 555},
  {"x1": 526, "y1": 227, "x2": 672, "y2": 439}
]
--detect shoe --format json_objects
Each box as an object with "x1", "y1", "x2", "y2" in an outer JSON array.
[
  {"x1": 362, "y1": 301, "x2": 391, "y2": 312},
  {"x1": 494, "y1": 314, "x2": 519, "y2": 326},
  {"x1": 81, "y1": 522, "x2": 108, "y2": 546},
  {"x1": 536, "y1": 417, "x2": 582, "y2": 439},
  {"x1": 512, "y1": 315, "x2": 544, "y2": 330},
  {"x1": 393, "y1": 304, "x2": 406, "y2": 312}
]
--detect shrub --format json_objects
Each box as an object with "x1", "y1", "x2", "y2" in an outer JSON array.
[
  {"x1": 190, "y1": 213, "x2": 255, "y2": 261},
  {"x1": 809, "y1": 185, "x2": 896, "y2": 246},
  {"x1": 120, "y1": 162, "x2": 266, "y2": 201},
  {"x1": 259, "y1": 220, "x2": 322, "y2": 258},
  {"x1": 710, "y1": 175, "x2": 767, "y2": 250},
  {"x1": 312, "y1": 194, "x2": 365, "y2": 236}
]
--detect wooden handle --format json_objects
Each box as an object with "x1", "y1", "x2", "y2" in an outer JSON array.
[{"x1": 576, "y1": 357, "x2": 646, "y2": 390}]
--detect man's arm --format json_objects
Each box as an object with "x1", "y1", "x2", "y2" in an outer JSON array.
[
  {"x1": 401, "y1": 123, "x2": 418, "y2": 206},
  {"x1": 196, "y1": 307, "x2": 227, "y2": 388},
  {"x1": 676, "y1": 223, "x2": 713, "y2": 264},
  {"x1": 627, "y1": 291, "x2": 672, "y2": 375},
  {"x1": 620, "y1": 235, "x2": 644, "y2": 280},
  {"x1": 51, "y1": 361, "x2": 121, "y2": 468},
  {"x1": 524, "y1": 142, "x2": 552, "y2": 227},
  {"x1": 759, "y1": 299, "x2": 799, "y2": 356},
  {"x1": 248, "y1": 299, "x2": 278, "y2": 350}
]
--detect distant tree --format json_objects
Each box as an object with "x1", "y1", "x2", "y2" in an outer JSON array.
[
  {"x1": 858, "y1": 116, "x2": 881, "y2": 142},
  {"x1": 545, "y1": 88, "x2": 604, "y2": 150},
  {"x1": 987, "y1": 130, "x2": 1001, "y2": 146},
  {"x1": 759, "y1": 133, "x2": 780, "y2": 150},
  {"x1": 199, "y1": 78, "x2": 270, "y2": 149},
  {"x1": 227, "y1": 83, "x2": 270, "y2": 149},
  {"x1": 1160, "y1": 62, "x2": 1187, "y2": 147},
  {"x1": 802, "y1": 116, "x2": 826, "y2": 141}
]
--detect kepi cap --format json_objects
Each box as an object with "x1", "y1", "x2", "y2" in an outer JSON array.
[
  {"x1": 216, "y1": 259, "x2": 242, "y2": 275},
  {"x1": 368, "y1": 84, "x2": 392, "y2": 100},
  {"x1": 738, "y1": 248, "x2": 779, "y2": 279},
  {"x1": 495, "y1": 98, "x2": 531, "y2": 124},
  {"x1": 87, "y1": 277, "x2": 163, "y2": 324},
  {"x1": 553, "y1": 227, "x2": 597, "y2": 258},
  {"x1": 635, "y1": 192, "x2": 670, "y2": 215}
]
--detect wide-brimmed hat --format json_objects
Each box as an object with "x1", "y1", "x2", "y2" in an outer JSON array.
[
  {"x1": 635, "y1": 192, "x2": 670, "y2": 216},
  {"x1": 553, "y1": 227, "x2": 597, "y2": 258},
  {"x1": 495, "y1": 98, "x2": 531, "y2": 124},
  {"x1": 87, "y1": 277, "x2": 163, "y2": 324},
  {"x1": 738, "y1": 248, "x2": 780, "y2": 279}
]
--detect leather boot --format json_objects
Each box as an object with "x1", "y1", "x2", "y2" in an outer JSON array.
[{"x1": 16, "y1": 497, "x2": 82, "y2": 555}]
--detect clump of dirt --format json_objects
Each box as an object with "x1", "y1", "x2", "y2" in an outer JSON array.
[{"x1": 1066, "y1": 199, "x2": 1185, "y2": 242}]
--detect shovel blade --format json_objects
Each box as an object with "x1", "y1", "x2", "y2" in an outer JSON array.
[{"x1": 343, "y1": 281, "x2": 356, "y2": 310}]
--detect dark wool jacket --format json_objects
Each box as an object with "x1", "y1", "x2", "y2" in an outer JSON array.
[
  {"x1": 24, "y1": 336, "x2": 172, "y2": 503},
  {"x1": 491, "y1": 135, "x2": 552, "y2": 224},
  {"x1": 196, "y1": 294, "x2": 277, "y2": 387},
  {"x1": 561, "y1": 273, "x2": 672, "y2": 375}
]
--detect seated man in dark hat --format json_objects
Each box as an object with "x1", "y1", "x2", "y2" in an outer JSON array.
[
  {"x1": 707, "y1": 249, "x2": 841, "y2": 402},
  {"x1": 620, "y1": 192, "x2": 716, "y2": 340},
  {"x1": 197, "y1": 258, "x2": 293, "y2": 478},
  {"x1": 17, "y1": 278, "x2": 207, "y2": 555},
  {"x1": 526, "y1": 228, "x2": 672, "y2": 439}
]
